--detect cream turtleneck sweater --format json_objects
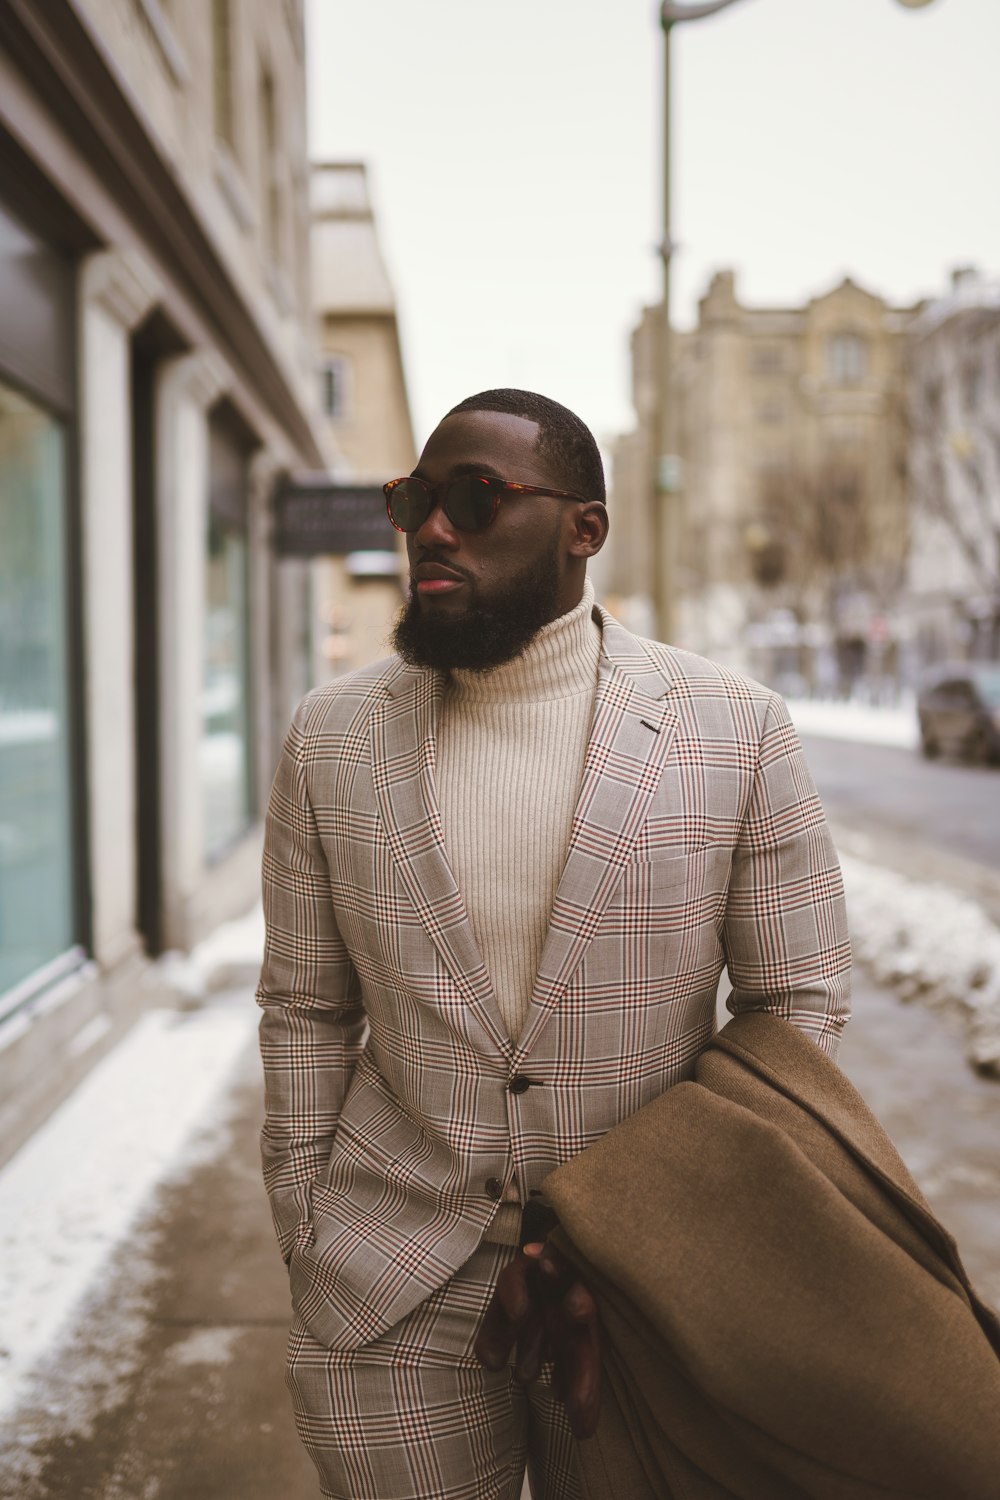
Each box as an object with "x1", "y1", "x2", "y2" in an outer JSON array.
[
  {"x1": 436, "y1": 576, "x2": 601, "y2": 1043},
  {"x1": 434, "y1": 578, "x2": 602, "y2": 1244}
]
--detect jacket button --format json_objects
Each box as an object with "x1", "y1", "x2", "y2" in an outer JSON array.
[
  {"x1": 485, "y1": 1177, "x2": 504, "y2": 1201},
  {"x1": 508, "y1": 1076, "x2": 531, "y2": 1094}
]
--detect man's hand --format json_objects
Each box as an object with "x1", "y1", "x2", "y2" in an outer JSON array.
[{"x1": 474, "y1": 1240, "x2": 602, "y2": 1439}]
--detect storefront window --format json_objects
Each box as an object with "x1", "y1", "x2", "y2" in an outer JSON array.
[
  {"x1": 0, "y1": 381, "x2": 75, "y2": 997},
  {"x1": 201, "y1": 419, "x2": 253, "y2": 857}
]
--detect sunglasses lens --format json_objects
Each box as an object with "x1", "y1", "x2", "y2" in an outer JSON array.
[
  {"x1": 445, "y1": 475, "x2": 496, "y2": 532},
  {"x1": 387, "y1": 475, "x2": 499, "y2": 532},
  {"x1": 387, "y1": 478, "x2": 433, "y2": 532}
]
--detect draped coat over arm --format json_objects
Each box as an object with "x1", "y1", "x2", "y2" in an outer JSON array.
[{"x1": 543, "y1": 1011, "x2": 1000, "y2": 1500}]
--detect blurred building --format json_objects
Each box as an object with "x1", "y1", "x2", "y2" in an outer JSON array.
[
  {"x1": 599, "y1": 310, "x2": 659, "y2": 641},
  {"x1": 310, "y1": 161, "x2": 414, "y2": 677},
  {"x1": 905, "y1": 267, "x2": 1000, "y2": 670},
  {"x1": 0, "y1": 0, "x2": 331, "y2": 1159},
  {"x1": 609, "y1": 270, "x2": 917, "y2": 696}
]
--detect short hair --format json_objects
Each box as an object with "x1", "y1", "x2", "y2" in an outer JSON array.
[{"x1": 445, "y1": 388, "x2": 606, "y2": 505}]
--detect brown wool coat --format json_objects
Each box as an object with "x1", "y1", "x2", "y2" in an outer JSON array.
[{"x1": 543, "y1": 1012, "x2": 1000, "y2": 1500}]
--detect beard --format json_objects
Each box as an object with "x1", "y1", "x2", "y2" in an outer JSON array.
[{"x1": 392, "y1": 537, "x2": 563, "y2": 673}]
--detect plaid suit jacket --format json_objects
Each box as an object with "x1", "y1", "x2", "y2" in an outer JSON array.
[{"x1": 257, "y1": 606, "x2": 851, "y2": 1351}]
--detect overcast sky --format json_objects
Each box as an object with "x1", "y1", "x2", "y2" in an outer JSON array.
[{"x1": 305, "y1": 0, "x2": 999, "y2": 451}]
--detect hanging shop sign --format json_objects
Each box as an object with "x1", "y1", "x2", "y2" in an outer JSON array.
[{"x1": 274, "y1": 474, "x2": 393, "y2": 557}]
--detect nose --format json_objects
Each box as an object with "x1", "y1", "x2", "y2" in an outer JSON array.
[{"x1": 411, "y1": 498, "x2": 460, "y2": 552}]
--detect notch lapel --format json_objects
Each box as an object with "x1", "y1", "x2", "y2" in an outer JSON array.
[
  {"x1": 515, "y1": 616, "x2": 679, "y2": 1057},
  {"x1": 370, "y1": 666, "x2": 510, "y2": 1055}
]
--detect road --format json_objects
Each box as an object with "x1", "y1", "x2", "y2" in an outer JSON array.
[
  {"x1": 799, "y1": 734, "x2": 1000, "y2": 929},
  {"x1": 799, "y1": 735, "x2": 1000, "y2": 875}
]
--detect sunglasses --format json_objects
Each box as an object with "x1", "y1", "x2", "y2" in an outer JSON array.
[{"x1": 383, "y1": 473, "x2": 593, "y2": 534}]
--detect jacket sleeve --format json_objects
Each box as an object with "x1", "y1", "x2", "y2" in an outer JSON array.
[
  {"x1": 721, "y1": 692, "x2": 851, "y2": 1057},
  {"x1": 256, "y1": 693, "x2": 367, "y2": 1264}
]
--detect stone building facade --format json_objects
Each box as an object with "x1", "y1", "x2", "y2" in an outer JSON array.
[
  {"x1": 609, "y1": 270, "x2": 917, "y2": 695},
  {"x1": 0, "y1": 0, "x2": 330, "y2": 1159},
  {"x1": 310, "y1": 161, "x2": 414, "y2": 678},
  {"x1": 905, "y1": 268, "x2": 1000, "y2": 669}
]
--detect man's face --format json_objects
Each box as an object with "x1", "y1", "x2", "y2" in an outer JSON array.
[{"x1": 392, "y1": 410, "x2": 580, "y2": 672}]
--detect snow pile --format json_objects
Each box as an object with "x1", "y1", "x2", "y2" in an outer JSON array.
[
  {"x1": 152, "y1": 903, "x2": 265, "y2": 999},
  {"x1": 786, "y1": 697, "x2": 918, "y2": 750},
  {"x1": 841, "y1": 852, "x2": 1000, "y2": 1075},
  {"x1": 0, "y1": 1002, "x2": 256, "y2": 1417}
]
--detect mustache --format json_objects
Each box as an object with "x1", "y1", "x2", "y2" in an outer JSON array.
[{"x1": 409, "y1": 553, "x2": 475, "y2": 586}]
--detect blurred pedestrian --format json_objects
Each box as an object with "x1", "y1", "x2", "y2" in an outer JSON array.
[{"x1": 256, "y1": 388, "x2": 851, "y2": 1499}]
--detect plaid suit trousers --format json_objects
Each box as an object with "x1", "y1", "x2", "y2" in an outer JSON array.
[{"x1": 285, "y1": 1241, "x2": 581, "y2": 1500}]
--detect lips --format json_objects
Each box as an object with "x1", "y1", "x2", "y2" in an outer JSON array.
[{"x1": 413, "y1": 561, "x2": 466, "y2": 595}]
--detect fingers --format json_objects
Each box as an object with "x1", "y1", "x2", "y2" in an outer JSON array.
[
  {"x1": 495, "y1": 1252, "x2": 534, "y2": 1323},
  {"x1": 555, "y1": 1303, "x2": 602, "y2": 1439},
  {"x1": 473, "y1": 1293, "x2": 516, "y2": 1371},
  {"x1": 473, "y1": 1242, "x2": 603, "y2": 1439},
  {"x1": 544, "y1": 1262, "x2": 602, "y2": 1439},
  {"x1": 473, "y1": 1254, "x2": 531, "y2": 1370},
  {"x1": 513, "y1": 1305, "x2": 547, "y2": 1384},
  {"x1": 563, "y1": 1277, "x2": 598, "y2": 1325},
  {"x1": 537, "y1": 1243, "x2": 580, "y2": 1300},
  {"x1": 473, "y1": 1250, "x2": 546, "y2": 1371}
]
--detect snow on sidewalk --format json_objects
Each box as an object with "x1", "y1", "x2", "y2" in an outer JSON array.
[
  {"x1": 0, "y1": 1003, "x2": 257, "y2": 1419},
  {"x1": 0, "y1": 907, "x2": 265, "y2": 1421},
  {"x1": 841, "y1": 853, "x2": 1000, "y2": 1075},
  {"x1": 785, "y1": 696, "x2": 918, "y2": 749},
  {"x1": 780, "y1": 695, "x2": 1000, "y2": 1065}
]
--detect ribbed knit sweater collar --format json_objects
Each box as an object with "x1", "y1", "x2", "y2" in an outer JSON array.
[{"x1": 446, "y1": 577, "x2": 600, "y2": 705}]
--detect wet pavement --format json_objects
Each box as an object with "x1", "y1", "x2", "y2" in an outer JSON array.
[{"x1": 1, "y1": 964, "x2": 998, "y2": 1498}]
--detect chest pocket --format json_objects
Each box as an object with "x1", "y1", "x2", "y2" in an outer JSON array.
[{"x1": 606, "y1": 846, "x2": 731, "y2": 934}]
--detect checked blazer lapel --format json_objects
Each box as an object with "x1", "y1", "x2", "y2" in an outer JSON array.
[
  {"x1": 515, "y1": 611, "x2": 679, "y2": 1059},
  {"x1": 370, "y1": 664, "x2": 510, "y2": 1055}
]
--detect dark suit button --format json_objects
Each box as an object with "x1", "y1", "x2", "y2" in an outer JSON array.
[
  {"x1": 485, "y1": 1177, "x2": 504, "y2": 1201},
  {"x1": 508, "y1": 1076, "x2": 531, "y2": 1094}
]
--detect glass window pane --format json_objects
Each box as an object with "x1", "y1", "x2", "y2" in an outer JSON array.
[
  {"x1": 201, "y1": 512, "x2": 252, "y2": 856},
  {"x1": 828, "y1": 333, "x2": 868, "y2": 385},
  {"x1": 0, "y1": 380, "x2": 75, "y2": 994}
]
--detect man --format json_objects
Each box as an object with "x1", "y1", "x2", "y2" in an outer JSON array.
[{"x1": 257, "y1": 388, "x2": 851, "y2": 1500}]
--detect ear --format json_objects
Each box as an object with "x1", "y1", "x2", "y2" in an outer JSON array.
[{"x1": 566, "y1": 502, "x2": 609, "y2": 559}]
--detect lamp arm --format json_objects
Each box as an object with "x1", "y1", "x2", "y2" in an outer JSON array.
[
  {"x1": 663, "y1": 0, "x2": 935, "y2": 21},
  {"x1": 661, "y1": 0, "x2": 749, "y2": 25}
]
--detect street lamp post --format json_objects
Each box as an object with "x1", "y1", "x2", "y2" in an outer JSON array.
[
  {"x1": 653, "y1": 0, "x2": 749, "y2": 642},
  {"x1": 652, "y1": 0, "x2": 940, "y2": 643}
]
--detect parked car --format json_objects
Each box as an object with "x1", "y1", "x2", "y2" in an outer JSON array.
[{"x1": 917, "y1": 663, "x2": 1000, "y2": 764}]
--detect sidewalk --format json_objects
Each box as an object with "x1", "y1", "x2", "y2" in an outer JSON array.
[
  {"x1": 2, "y1": 946, "x2": 999, "y2": 1496},
  {"x1": 0, "y1": 990, "x2": 316, "y2": 1499}
]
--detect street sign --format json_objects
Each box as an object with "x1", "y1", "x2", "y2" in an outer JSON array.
[{"x1": 273, "y1": 475, "x2": 394, "y2": 557}]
